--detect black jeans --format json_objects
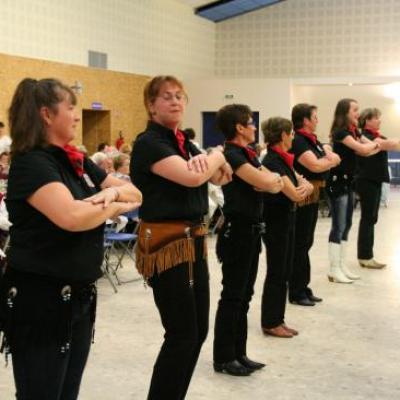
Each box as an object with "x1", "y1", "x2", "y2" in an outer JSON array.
[
  {"x1": 0, "y1": 268, "x2": 95, "y2": 400},
  {"x1": 262, "y1": 206, "x2": 295, "y2": 328},
  {"x1": 356, "y1": 179, "x2": 382, "y2": 259},
  {"x1": 147, "y1": 237, "x2": 209, "y2": 400},
  {"x1": 289, "y1": 203, "x2": 319, "y2": 301},
  {"x1": 213, "y1": 218, "x2": 261, "y2": 363}
]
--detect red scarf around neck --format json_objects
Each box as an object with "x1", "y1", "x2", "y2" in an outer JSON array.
[
  {"x1": 364, "y1": 128, "x2": 381, "y2": 139},
  {"x1": 63, "y1": 145, "x2": 84, "y2": 177},
  {"x1": 348, "y1": 124, "x2": 359, "y2": 138},
  {"x1": 226, "y1": 141, "x2": 257, "y2": 161},
  {"x1": 175, "y1": 129, "x2": 188, "y2": 158},
  {"x1": 296, "y1": 128, "x2": 317, "y2": 145},
  {"x1": 270, "y1": 145, "x2": 294, "y2": 169}
]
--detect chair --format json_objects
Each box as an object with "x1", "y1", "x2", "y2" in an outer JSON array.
[{"x1": 102, "y1": 212, "x2": 140, "y2": 289}]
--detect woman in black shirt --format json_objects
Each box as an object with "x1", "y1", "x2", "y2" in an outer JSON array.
[
  {"x1": 131, "y1": 75, "x2": 231, "y2": 399},
  {"x1": 356, "y1": 108, "x2": 400, "y2": 269},
  {"x1": 327, "y1": 99, "x2": 379, "y2": 283},
  {"x1": 289, "y1": 104, "x2": 340, "y2": 306},
  {"x1": 0, "y1": 78, "x2": 142, "y2": 399},
  {"x1": 261, "y1": 117, "x2": 313, "y2": 337},
  {"x1": 213, "y1": 104, "x2": 283, "y2": 376}
]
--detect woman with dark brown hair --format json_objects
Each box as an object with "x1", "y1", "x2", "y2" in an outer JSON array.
[
  {"x1": 0, "y1": 78, "x2": 142, "y2": 399},
  {"x1": 131, "y1": 75, "x2": 232, "y2": 399},
  {"x1": 356, "y1": 108, "x2": 400, "y2": 269},
  {"x1": 327, "y1": 99, "x2": 380, "y2": 283},
  {"x1": 260, "y1": 117, "x2": 313, "y2": 337},
  {"x1": 213, "y1": 104, "x2": 283, "y2": 376}
]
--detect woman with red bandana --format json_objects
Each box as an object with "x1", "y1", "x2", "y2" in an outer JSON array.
[
  {"x1": 260, "y1": 117, "x2": 313, "y2": 338},
  {"x1": 213, "y1": 104, "x2": 283, "y2": 376},
  {"x1": 326, "y1": 99, "x2": 380, "y2": 283},
  {"x1": 356, "y1": 108, "x2": 400, "y2": 269},
  {"x1": 0, "y1": 78, "x2": 142, "y2": 399},
  {"x1": 288, "y1": 104, "x2": 341, "y2": 307},
  {"x1": 131, "y1": 76, "x2": 232, "y2": 399}
]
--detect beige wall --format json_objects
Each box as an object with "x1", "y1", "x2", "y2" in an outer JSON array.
[
  {"x1": 0, "y1": 52, "x2": 149, "y2": 149},
  {"x1": 291, "y1": 81, "x2": 400, "y2": 142},
  {"x1": 216, "y1": 0, "x2": 400, "y2": 78},
  {"x1": 183, "y1": 78, "x2": 292, "y2": 145},
  {"x1": 0, "y1": 0, "x2": 215, "y2": 79}
]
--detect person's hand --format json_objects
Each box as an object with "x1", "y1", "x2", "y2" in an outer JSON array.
[
  {"x1": 84, "y1": 187, "x2": 119, "y2": 208},
  {"x1": 187, "y1": 154, "x2": 209, "y2": 173},
  {"x1": 295, "y1": 185, "x2": 308, "y2": 200},
  {"x1": 268, "y1": 172, "x2": 284, "y2": 193},
  {"x1": 325, "y1": 152, "x2": 341, "y2": 166},
  {"x1": 220, "y1": 162, "x2": 233, "y2": 182},
  {"x1": 111, "y1": 201, "x2": 141, "y2": 219}
]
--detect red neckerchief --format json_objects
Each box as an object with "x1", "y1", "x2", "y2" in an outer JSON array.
[
  {"x1": 364, "y1": 128, "x2": 381, "y2": 139},
  {"x1": 63, "y1": 145, "x2": 84, "y2": 177},
  {"x1": 226, "y1": 141, "x2": 257, "y2": 161},
  {"x1": 348, "y1": 124, "x2": 359, "y2": 138},
  {"x1": 270, "y1": 145, "x2": 294, "y2": 170},
  {"x1": 296, "y1": 128, "x2": 317, "y2": 145},
  {"x1": 175, "y1": 129, "x2": 188, "y2": 158}
]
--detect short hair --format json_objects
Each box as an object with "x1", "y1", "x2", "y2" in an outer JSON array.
[
  {"x1": 143, "y1": 75, "x2": 186, "y2": 119},
  {"x1": 119, "y1": 143, "x2": 132, "y2": 155},
  {"x1": 8, "y1": 78, "x2": 76, "y2": 156},
  {"x1": 0, "y1": 122, "x2": 4, "y2": 128},
  {"x1": 291, "y1": 103, "x2": 317, "y2": 130},
  {"x1": 359, "y1": 108, "x2": 381, "y2": 129},
  {"x1": 113, "y1": 153, "x2": 130, "y2": 171},
  {"x1": 184, "y1": 128, "x2": 196, "y2": 140},
  {"x1": 261, "y1": 117, "x2": 293, "y2": 146},
  {"x1": 90, "y1": 152, "x2": 108, "y2": 166},
  {"x1": 216, "y1": 104, "x2": 253, "y2": 141},
  {"x1": 97, "y1": 142, "x2": 108, "y2": 152}
]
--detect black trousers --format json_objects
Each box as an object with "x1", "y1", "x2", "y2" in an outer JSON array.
[
  {"x1": 356, "y1": 179, "x2": 382, "y2": 259},
  {"x1": 262, "y1": 206, "x2": 295, "y2": 328},
  {"x1": 289, "y1": 203, "x2": 319, "y2": 301},
  {"x1": 0, "y1": 268, "x2": 95, "y2": 400},
  {"x1": 147, "y1": 237, "x2": 209, "y2": 400},
  {"x1": 213, "y1": 218, "x2": 261, "y2": 363}
]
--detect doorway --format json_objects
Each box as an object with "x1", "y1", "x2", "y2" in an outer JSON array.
[
  {"x1": 202, "y1": 111, "x2": 260, "y2": 149},
  {"x1": 82, "y1": 110, "x2": 111, "y2": 155}
]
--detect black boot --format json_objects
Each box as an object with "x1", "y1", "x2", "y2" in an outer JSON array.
[
  {"x1": 213, "y1": 360, "x2": 253, "y2": 376},
  {"x1": 238, "y1": 356, "x2": 266, "y2": 371}
]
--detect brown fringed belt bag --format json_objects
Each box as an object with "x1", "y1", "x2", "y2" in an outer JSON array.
[
  {"x1": 297, "y1": 180, "x2": 326, "y2": 207},
  {"x1": 135, "y1": 221, "x2": 208, "y2": 286}
]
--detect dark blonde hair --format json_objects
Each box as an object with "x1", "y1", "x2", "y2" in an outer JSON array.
[
  {"x1": 9, "y1": 78, "x2": 76, "y2": 156},
  {"x1": 143, "y1": 75, "x2": 186, "y2": 119},
  {"x1": 261, "y1": 117, "x2": 292, "y2": 146},
  {"x1": 359, "y1": 108, "x2": 381, "y2": 129},
  {"x1": 113, "y1": 153, "x2": 130, "y2": 171}
]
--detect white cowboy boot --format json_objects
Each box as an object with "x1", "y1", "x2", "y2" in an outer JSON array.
[
  {"x1": 340, "y1": 241, "x2": 360, "y2": 280},
  {"x1": 328, "y1": 242, "x2": 353, "y2": 284}
]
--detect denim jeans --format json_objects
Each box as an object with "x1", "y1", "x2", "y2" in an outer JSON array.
[{"x1": 328, "y1": 189, "x2": 354, "y2": 244}]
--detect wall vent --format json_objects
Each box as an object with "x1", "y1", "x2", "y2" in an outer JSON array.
[{"x1": 88, "y1": 50, "x2": 108, "y2": 69}]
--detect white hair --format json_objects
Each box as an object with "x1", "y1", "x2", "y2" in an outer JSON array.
[{"x1": 90, "y1": 152, "x2": 108, "y2": 166}]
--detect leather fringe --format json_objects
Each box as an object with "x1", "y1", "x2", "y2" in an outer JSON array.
[
  {"x1": 136, "y1": 237, "x2": 196, "y2": 279},
  {"x1": 297, "y1": 180, "x2": 325, "y2": 207}
]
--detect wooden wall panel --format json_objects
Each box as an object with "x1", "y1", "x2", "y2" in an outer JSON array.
[{"x1": 0, "y1": 53, "x2": 149, "y2": 151}]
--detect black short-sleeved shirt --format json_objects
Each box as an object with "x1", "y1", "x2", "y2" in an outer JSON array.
[
  {"x1": 222, "y1": 142, "x2": 263, "y2": 222},
  {"x1": 131, "y1": 121, "x2": 208, "y2": 222},
  {"x1": 330, "y1": 129, "x2": 358, "y2": 178},
  {"x1": 356, "y1": 130, "x2": 390, "y2": 183},
  {"x1": 6, "y1": 146, "x2": 107, "y2": 282},
  {"x1": 291, "y1": 133, "x2": 329, "y2": 181},
  {"x1": 262, "y1": 150, "x2": 298, "y2": 208}
]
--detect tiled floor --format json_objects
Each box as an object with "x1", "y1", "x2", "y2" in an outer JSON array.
[{"x1": 1, "y1": 191, "x2": 400, "y2": 399}]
